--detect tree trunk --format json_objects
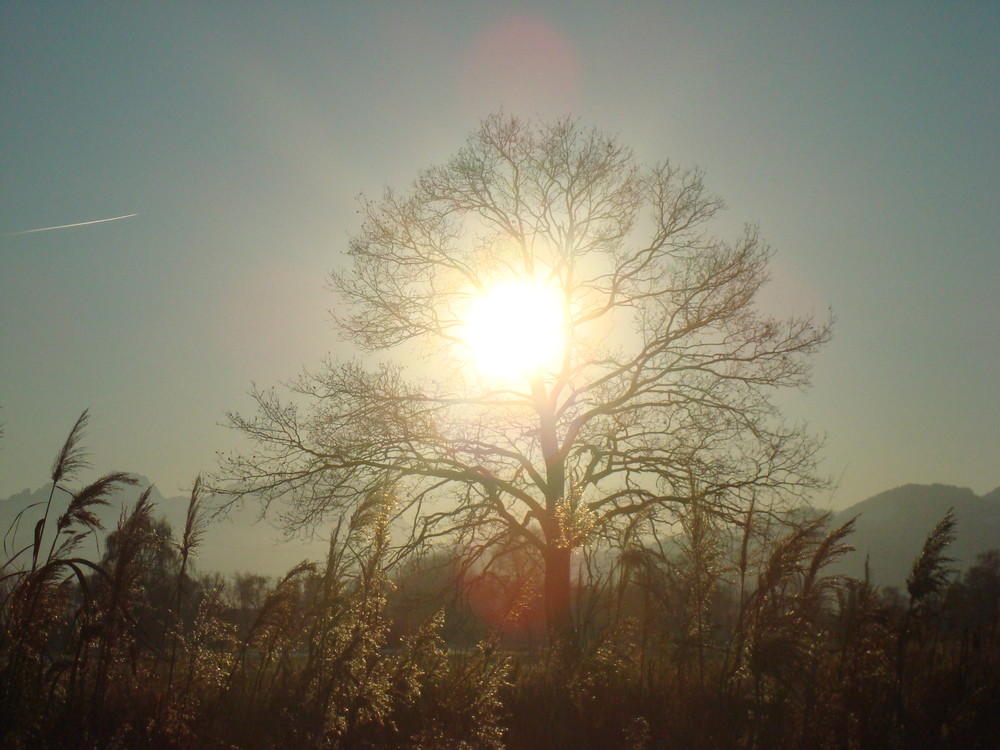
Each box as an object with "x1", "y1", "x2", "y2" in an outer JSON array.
[
  {"x1": 532, "y1": 377, "x2": 576, "y2": 648},
  {"x1": 544, "y1": 542, "x2": 574, "y2": 642}
]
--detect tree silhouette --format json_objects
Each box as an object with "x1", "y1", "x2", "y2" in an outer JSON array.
[{"x1": 216, "y1": 114, "x2": 831, "y2": 643}]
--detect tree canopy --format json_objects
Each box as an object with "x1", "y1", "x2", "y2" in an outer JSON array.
[{"x1": 216, "y1": 113, "x2": 832, "y2": 639}]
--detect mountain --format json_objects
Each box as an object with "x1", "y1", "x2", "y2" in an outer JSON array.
[
  {"x1": 5, "y1": 480, "x2": 998, "y2": 588},
  {"x1": 0, "y1": 477, "x2": 327, "y2": 579},
  {"x1": 830, "y1": 484, "x2": 1000, "y2": 589}
]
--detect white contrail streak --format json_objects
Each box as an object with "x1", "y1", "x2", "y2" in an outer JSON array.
[{"x1": 4, "y1": 213, "x2": 138, "y2": 236}]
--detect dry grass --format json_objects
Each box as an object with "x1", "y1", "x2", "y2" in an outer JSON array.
[{"x1": 2, "y1": 417, "x2": 998, "y2": 748}]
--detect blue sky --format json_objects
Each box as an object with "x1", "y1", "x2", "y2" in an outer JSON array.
[{"x1": 1, "y1": 2, "x2": 997, "y2": 511}]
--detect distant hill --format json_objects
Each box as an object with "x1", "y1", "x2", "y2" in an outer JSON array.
[
  {"x1": 4, "y1": 480, "x2": 998, "y2": 588},
  {"x1": 830, "y1": 484, "x2": 1000, "y2": 589},
  {"x1": 0, "y1": 477, "x2": 327, "y2": 579}
]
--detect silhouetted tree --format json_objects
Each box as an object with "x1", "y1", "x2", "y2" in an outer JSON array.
[
  {"x1": 97, "y1": 502, "x2": 178, "y2": 648},
  {"x1": 215, "y1": 113, "x2": 831, "y2": 644},
  {"x1": 951, "y1": 549, "x2": 1000, "y2": 634},
  {"x1": 232, "y1": 572, "x2": 270, "y2": 613}
]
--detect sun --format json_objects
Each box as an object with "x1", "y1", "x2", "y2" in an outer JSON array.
[{"x1": 461, "y1": 279, "x2": 566, "y2": 379}]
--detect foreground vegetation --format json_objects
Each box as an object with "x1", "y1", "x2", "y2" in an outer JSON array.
[{"x1": 2, "y1": 417, "x2": 998, "y2": 748}]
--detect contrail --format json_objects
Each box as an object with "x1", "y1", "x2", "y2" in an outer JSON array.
[{"x1": 4, "y1": 213, "x2": 138, "y2": 236}]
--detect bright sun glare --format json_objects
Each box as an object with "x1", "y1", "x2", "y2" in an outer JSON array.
[{"x1": 462, "y1": 280, "x2": 565, "y2": 379}]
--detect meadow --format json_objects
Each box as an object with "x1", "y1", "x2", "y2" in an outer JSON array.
[{"x1": 2, "y1": 419, "x2": 998, "y2": 749}]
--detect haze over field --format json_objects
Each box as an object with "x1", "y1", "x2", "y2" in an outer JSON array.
[{"x1": 1, "y1": 3, "x2": 998, "y2": 514}]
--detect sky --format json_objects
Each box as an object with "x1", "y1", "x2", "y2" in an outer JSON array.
[{"x1": 1, "y1": 2, "x2": 998, "y2": 515}]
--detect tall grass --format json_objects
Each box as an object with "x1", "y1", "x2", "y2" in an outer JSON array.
[{"x1": 2, "y1": 417, "x2": 998, "y2": 747}]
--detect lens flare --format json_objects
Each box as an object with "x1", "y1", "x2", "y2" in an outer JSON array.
[{"x1": 462, "y1": 279, "x2": 565, "y2": 379}]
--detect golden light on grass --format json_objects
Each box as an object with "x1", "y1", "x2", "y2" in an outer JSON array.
[{"x1": 461, "y1": 279, "x2": 565, "y2": 379}]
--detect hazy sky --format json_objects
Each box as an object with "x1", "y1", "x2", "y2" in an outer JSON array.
[{"x1": 2, "y1": 2, "x2": 997, "y2": 512}]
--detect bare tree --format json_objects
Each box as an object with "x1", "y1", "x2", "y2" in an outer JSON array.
[{"x1": 215, "y1": 114, "x2": 831, "y2": 643}]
